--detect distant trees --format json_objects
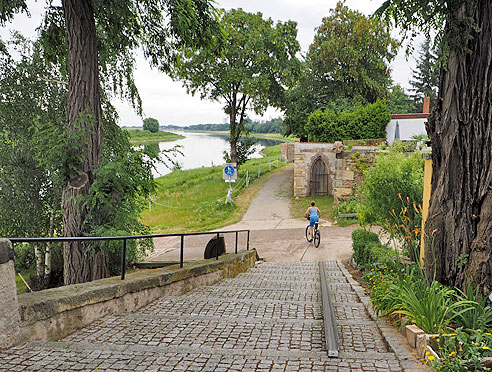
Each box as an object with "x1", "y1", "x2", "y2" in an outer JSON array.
[
  {"x1": 174, "y1": 8, "x2": 301, "y2": 164},
  {"x1": 409, "y1": 38, "x2": 439, "y2": 112},
  {"x1": 143, "y1": 118, "x2": 160, "y2": 133},
  {"x1": 387, "y1": 84, "x2": 416, "y2": 114},
  {"x1": 283, "y1": 1, "x2": 398, "y2": 136}
]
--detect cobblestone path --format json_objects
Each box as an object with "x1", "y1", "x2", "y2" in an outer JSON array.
[{"x1": 0, "y1": 261, "x2": 426, "y2": 371}]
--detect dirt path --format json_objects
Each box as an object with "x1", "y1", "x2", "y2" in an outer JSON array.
[{"x1": 149, "y1": 165, "x2": 357, "y2": 263}]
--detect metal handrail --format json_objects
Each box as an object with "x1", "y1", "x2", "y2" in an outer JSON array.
[{"x1": 9, "y1": 229, "x2": 251, "y2": 281}]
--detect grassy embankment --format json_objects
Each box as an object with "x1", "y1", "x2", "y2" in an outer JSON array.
[
  {"x1": 125, "y1": 128, "x2": 184, "y2": 142},
  {"x1": 141, "y1": 145, "x2": 287, "y2": 232}
]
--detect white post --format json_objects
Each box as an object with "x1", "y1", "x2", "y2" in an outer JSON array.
[
  {"x1": 246, "y1": 171, "x2": 249, "y2": 187},
  {"x1": 225, "y1": 180, "x2": 233, "y2": 204}
]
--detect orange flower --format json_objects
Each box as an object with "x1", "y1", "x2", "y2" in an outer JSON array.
[
  {"x1": 406, "y1": 196, "x2": 410, "y2": 203},
  {"x1": 397, "y1": 193, "x2": 402, "y2": 200},
  {"x1": 412, "y1": 229, "x2": 421, "y2": 234}
]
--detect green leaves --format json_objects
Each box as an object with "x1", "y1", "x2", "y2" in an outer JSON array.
[{"x1": 305, "y1": 100, "x2": 391, "y2": 142}]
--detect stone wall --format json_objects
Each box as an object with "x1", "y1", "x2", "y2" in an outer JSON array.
[
  {"x1": 293, "y1": 142, "x2": 378, "y2": 200},
  {"x1": 0, "y1": 239, "x2": 20, "y2": 349},
  {"x1": 280, "y1": 142, "x2": 294, "y2": 162}
]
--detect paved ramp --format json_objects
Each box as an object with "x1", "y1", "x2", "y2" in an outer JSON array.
[{"x1": 0, "y1": 261, "x2": 426, "y2": 371}]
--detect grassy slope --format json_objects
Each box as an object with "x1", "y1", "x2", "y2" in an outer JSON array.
[
  {"x1": 125, "y1": 128, "x2": 184, "y2": 142},
  {"x1": 141, "y1": 145, "x2": 286, "y2": 232}
]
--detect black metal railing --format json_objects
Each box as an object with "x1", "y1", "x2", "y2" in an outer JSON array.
[{"x1": 9, "y1": 229, "x2": 250, "y2": 281}]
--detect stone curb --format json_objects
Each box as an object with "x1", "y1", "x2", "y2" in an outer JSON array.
[{"x1": 336, "y1": 260, "x2": 430, "y2": 372}]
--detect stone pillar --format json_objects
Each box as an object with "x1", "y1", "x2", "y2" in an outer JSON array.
[{"x1": 0, "y1": 239, "x2": 20, "y2": 349}]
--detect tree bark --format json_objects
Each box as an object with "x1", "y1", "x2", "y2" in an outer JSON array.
[
  {"x1": 229, "y1": 95, "x2": 238, "y2": 164},
  {"x1": 61, "y1": 0, "x2": 104, "y2": 285},
  {"x1": 425, "y1": 0, "x2": 492, "y2": 295}
]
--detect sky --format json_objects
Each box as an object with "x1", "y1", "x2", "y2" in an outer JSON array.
[{"x1": 0, "y1": 0, "x2": 419, "y2": 127}]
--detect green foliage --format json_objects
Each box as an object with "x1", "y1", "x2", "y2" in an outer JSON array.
[
  {"x1": 305, "y1": 100, "x2": 390, "y2": 142},
  {"x1": 357, "y1": 146, "x2": 424, "y2": 261},
  {"x1": 13, "y1": 243, "x2": 35, "y2": 273},
  {"x1": 454, "y1": 281, "x2": 492, "y2": 331},
  {"x1": 0, "y1": 36, "x2": 65, "y2": 239},
  {"x1": 143, "y1": 118, "x2": 159, "y2": 133},
  {"x1": 375, "y1": 0, "x2": 477, "y2": 64},
  {"x1": 363, "y1": 261, "x2": 475, "y2": 334},
  {"x1": 429, "y1": 329, "x2": 492, "y2": 371},
  {"x1": 283, "y1": 2, "x2": 398, "y2": 136},
  {"x1": 410, "y1": 38, "x2": 439, "y2": 112},
  {"x1": 174, "y1": 8, "x2": 301, "y2": 163},
  {"x1": 358, "y1": 149, "x2": 424, "y2": 227},
  {"x1": 387, "y1": 84, "x2": 417, "y2": 114},
  {"x1": 352, "y1": 228, "x2": 393, "y2": 266},
  {"x1": 223, "y1": 135, "x2": 257, "y2": 167}
]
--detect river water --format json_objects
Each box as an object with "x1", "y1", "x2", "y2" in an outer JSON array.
[{"x1": 140, "y1": 131, "x2": 284, "y2": 178}]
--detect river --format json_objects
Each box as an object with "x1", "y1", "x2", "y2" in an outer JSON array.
[{"x1": 140, "y1": 131, "x2": 285, "y2": 178}]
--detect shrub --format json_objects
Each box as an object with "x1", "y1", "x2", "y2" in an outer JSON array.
[
  {"x1": 357, "y1": 148, "x2": 424, "y2": 261},
  {"x1": 305, "y1": 100, "x2": 390, "y2": 142},
  {"x1": 352, "y1": 228, "x2": 393, "y2": 266}
]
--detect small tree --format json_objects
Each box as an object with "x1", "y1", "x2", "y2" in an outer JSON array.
[
  {"x1": 143, "y1": 117, "x2": 159, "y2": 133},
  {"x1": 174, "y1": 9, "x2": 301, "y2": 164}
]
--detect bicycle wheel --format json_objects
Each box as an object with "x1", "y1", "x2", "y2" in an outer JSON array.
[
  {"x1": 305, "y1": 225, "x2": 312, "y2": 242},
  {"x1": 314, "y1": 229, "x2": 321, "y2": 248}
]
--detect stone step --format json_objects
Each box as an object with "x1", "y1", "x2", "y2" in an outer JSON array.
[
  {"x1": 138, "y1": 296, "x2": 323, "y2": 320},
  {"x1": 61, "y1": 314, "x2": 326, "y2": 353},
  {"x1": 213, "y1": 279, "x2": 322, "y2": 290},
  {"x1": 234, "y1": 272, "x2": 349, "y2": 284}
]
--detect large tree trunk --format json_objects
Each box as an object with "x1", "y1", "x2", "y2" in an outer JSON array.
[
  {"x1": 61, "y1": 0, "x2": 106, "y2": 285},
  {"x1": 425, "y1": 0, "x2": 492, "y2": 295}
]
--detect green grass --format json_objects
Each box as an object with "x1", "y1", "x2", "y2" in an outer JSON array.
[
  {"x1": 16, "y1": 272, "x2": 29, "y2": 294},
  {"x1": 125, "y1": 128, "x2": 184, "y2": 142},
  {"x1": 141, "y1": 145, "x2": 286, "y2": 232},
  {"x1": 290, "y1": 196, "x2": 335, "y2": 222}
]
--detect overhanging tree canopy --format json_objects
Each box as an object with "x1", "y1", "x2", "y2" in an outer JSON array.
[
  {"x1": 173, "y1": 8, "x2": 301, "y2": 164},
  {"x1": 377, "y1": 0, "x2": 492, "y2": 294},
  {"x1": 1, "y1": 0, "x2": 223, "y2": 284}
]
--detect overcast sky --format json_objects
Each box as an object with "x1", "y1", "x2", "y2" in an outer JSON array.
[{"x1": 1, "y1": 0, "x2": 418, "y2": 127}]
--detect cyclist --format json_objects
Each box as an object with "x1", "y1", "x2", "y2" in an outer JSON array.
[{"x1": 305, "y1": 201, "x2": 320, "y2": 241}]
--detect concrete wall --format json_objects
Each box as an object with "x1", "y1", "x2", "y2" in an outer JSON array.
[
  {"x1": 0, "y1": 239, "x2": 21, "y2": 349},
  {"x1": 293, "y1": 142, "x2": 378, "y2": 200},
  {"x1": 1, "y1": 248, "x2": 257, "y2": 347}
]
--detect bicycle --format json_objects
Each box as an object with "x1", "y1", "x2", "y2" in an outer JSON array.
[{"x1": 305, "y1": 220, "x2": 321, "y2": 248}]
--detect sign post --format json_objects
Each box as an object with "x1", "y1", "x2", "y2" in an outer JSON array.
[{"x1": 223, "y1": 163, "x2": 237, "y2": 204}]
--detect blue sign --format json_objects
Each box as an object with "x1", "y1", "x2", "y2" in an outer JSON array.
[{"x1": 224, "y1": 165, "x2": 235, "y2": 176}]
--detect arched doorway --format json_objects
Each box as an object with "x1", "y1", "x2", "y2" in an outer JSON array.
[{"x1": 310, "y1": 157, "x2": 330, "y2": 196}]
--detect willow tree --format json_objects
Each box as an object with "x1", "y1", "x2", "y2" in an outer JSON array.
[
  {"x1": 378, "y1": 0, "x2": 492, "y2": 294},
  {"x1": 174, "y1": 9, "x2": 301, "y2": 164},
  {"x1": 1, "y1": 0, "x2": 222, "y2": 284}
]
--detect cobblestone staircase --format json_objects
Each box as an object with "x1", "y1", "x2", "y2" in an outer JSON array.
[{"x1": 1, "y1": 261, "x2": 425, "y2": 371}]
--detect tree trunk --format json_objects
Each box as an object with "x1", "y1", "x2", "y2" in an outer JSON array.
[
  {"x1": 229, "y1": 98, "x2": 238, "y2": 164},
  {"x1": 425, "y1": 0, "x2": 492, "y2": 295},
  {"x1": 61, "y1": 0, "x2": 104, "y2": 285}
]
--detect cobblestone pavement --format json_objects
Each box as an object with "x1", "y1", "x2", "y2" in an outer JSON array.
[{"x1": 0, "y1": 261, "x2": 427, "y2": 371}]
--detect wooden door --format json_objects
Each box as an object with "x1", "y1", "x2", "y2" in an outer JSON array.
[{"x1": 310, "y1": 158, "x2": 329, "y2": 196}]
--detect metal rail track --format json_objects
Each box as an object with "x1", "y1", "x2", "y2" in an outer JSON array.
[{"x1": 319, "y1": 261, "x2": 340, "y2": 357}]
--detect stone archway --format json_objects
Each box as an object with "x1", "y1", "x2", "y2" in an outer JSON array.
[{"x1": 309, "y1": 156, "x2": 332, "y2": 196}]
